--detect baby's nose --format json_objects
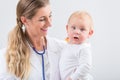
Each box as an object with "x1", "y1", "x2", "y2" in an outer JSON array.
[{"x1": 75, "y1": 29, "x2": 81, "y2": 34}]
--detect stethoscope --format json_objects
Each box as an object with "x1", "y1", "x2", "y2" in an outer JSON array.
[
  {"x1": 27, "y1": 39, "x2": 46, "y2": 80},
  {"x1": 32, "y1": 46, "x2": 46, "y2": 80}
]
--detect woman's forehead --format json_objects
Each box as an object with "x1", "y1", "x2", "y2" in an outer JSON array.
[{"x1": 34, "y1": 5, "x2": 51, "y2": 17}]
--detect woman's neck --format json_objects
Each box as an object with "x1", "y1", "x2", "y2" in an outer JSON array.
[{"x1": 28, "y1": 35, "x2": 46, "y2": 51}]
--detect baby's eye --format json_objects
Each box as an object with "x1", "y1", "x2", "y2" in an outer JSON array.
[
  {"x1": 71, "y1": 26, "x2": 76, "y2": 30},
  {"x1": 80, "y1": 28, "x2": 86, "y2": 31}
]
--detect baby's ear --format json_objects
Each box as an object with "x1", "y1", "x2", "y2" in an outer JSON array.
[
  {"x1": 66, "y1": 25, "x2": 69, "y2": 32},
  {"x1": 66, "y1": 25, "x2": 68, "y2": 30},
  {"x1": 88, "y1": 30, "x2": 94, "y2": 37}
]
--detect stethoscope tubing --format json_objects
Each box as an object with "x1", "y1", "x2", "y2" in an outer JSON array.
[{"x1": 32, "y1": 46, "x2": 46, "y2": 80}]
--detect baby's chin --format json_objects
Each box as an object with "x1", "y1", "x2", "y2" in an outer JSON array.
[{"x1": 68, "y1": 41, "x2": 82, "y2": 44}]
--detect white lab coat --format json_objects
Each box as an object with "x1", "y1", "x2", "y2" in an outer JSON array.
[{"x1": 0, "y1": 37, "x2": 66, "y2": 80}]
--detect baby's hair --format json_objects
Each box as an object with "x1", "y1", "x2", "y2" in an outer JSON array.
[{"x1": 68, "y1": 11, "x2": 94, "y2": 31}]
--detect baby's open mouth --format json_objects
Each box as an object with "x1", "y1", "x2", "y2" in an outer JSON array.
[{"x1": 74, "y1": 37, "x2": 79, "y2": 40}]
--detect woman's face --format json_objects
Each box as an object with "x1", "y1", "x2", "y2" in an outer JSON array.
[{"x1": 23, "y1": 5, "x2": 52, "y2": 37}]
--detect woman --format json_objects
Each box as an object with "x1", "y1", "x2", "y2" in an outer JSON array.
[{"x1": 0, "y1": 0, "x2": 66, "y2": 80}]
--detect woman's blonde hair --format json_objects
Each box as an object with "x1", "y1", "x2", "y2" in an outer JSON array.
[{"x1": 6, "y1": 0, "x2": 49, "y2": 79}]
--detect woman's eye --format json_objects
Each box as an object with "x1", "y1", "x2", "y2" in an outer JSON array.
[
  {"x1": 39, "y1": 18, "x2": 45, "y2": 21},
  {"x1": 49, "y1": 14, "x2": 52, "y2": 18}
]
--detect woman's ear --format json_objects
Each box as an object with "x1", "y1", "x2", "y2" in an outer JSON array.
[{"x1": 20, "y1": 16, "x2": 27, "y2": 24}]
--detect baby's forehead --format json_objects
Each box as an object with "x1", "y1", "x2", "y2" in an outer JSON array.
[
  {"x1": 68, "y1": 11, "x2": 93, "y2": 30},
  {"x1": 71, "y1": 13, "x2": 90, "y2": 21},
  {"x1": 69, "y1": 15, "x2": 91, "y2": 25},
  {"x1": 69, "y1": 14, "x2": 92, "y2": 28}
]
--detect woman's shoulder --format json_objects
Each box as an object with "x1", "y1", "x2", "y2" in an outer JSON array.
[
  {"x1": 46, "y1": 36, "x2": 67, "y2": 52},
  {"x1": 47, "y1": 36, "x2": 66, "y2": 46},
  {"x1": 47, "y1": 36, "x2": 66, "y2": 43}
]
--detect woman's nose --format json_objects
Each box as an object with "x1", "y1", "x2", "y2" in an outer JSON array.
[{"x1": 46, "y1": 18, "x2": 52, "y2": 27}]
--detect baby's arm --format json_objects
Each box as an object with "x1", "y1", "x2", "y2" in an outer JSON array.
[{"x1": 70, "y1": 48, "x2": 92, "y2": 80}]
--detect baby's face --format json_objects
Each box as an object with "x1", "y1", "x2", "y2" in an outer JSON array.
[{"x1": 67, "y1": 16, "x2": 92, "y2": 44}]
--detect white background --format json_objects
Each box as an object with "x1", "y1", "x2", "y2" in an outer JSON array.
[{"x1": 0, "y1": 0, "x2": 120, "y2": 80}]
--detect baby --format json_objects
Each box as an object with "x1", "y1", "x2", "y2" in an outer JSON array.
[{"x1": 59, "y1": 11, "x2": 94, "y2": 80}]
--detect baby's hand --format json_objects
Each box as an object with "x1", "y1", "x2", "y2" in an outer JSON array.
[{"x1": 66, "y1": 77, "x2": 72, "y2": 80}]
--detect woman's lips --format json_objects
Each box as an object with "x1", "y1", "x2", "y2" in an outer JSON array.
[{"x1": 41, "y1": 28, "x2": 48, "y2": 32}]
